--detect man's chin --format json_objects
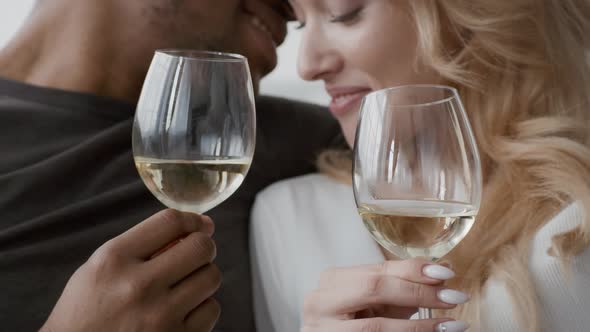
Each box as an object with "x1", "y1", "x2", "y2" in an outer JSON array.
[
  {"x1": 247, "y1": 55, "x2": 277, "y2": 96},
  {"x1": 252, "y1": 74, "x2": 261, "y2": 96},
  {"x1": 248, "y1": 52, "x2": 276, "y2": 79},
  {"x1": 231, "y1": 17, "x2": 280, "y2": 93}
]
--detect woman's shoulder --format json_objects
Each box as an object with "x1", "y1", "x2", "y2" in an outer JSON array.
[
  {"x1": 482, "y1": 202, "x2": 590, "y2": 331},
  {"x1": 537, "y1": 202, "x2": 584, "y2": 236},
  {"x1": 527, "y1": 202, "x2": 587, "y2": 271},
  {"x1": 528, "y1": 201, "x2": 589, "y2": 266},
  {"x1": 530, "y1": 202, "x2": 590, "y2": 330}
]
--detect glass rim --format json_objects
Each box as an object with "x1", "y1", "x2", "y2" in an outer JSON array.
[
  {"x1": 363, "y1": 84, "x2": 459, "y2": 108},
  {"x1": 155, "y1": 49, "x2": 247, "y2": 62}
]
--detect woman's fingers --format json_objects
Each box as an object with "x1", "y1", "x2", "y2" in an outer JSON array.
[
  {"x1": 303, "y1": 260, "x2": 469, "y2": 328},
  {"x1": 302, "y1": 318, "x2": 470, "y2": 332},
  {"x1": 318, "y1": 259, "x2": 455, "y2": 288},
  {"x1": 303, "y1": 274, "x2": 468, "y2": 322}
]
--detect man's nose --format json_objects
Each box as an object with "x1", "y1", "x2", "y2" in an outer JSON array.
[{"x1": 257, "y1": 0, "x2": 295, "y2": 21}]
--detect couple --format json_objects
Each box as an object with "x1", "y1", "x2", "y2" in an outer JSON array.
[
  {"x1": 251, "y1": 1, "x2": 590, "y2": 332},
  {"x1": 0, "y1": 0, "x2": 588, "y2": 332}
]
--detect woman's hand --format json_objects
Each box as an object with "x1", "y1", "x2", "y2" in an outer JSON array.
[
  {"x1": 301, "y1": 259, "x2": 470, "y2": 332},
  {"x1": 40, "y1": 209, "x2": 221, "y2": 332}
]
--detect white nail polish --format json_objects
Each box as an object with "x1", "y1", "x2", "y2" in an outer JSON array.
[
  {"x1": 423, "y1": 265, "x2": 455, "y2": 280},
  {"x1": 436, "y1": 320, "x2": 470, "y2": 332},
  {"x1": 437, "y1": 289, "x2": 470, "y2": 304}
]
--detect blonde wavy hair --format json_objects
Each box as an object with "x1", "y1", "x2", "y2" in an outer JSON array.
[{"x1": 318, "y1": 0, "x2": 590, "y2": 330}]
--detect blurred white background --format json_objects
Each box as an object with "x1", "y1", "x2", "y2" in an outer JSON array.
[{"x1": 0, "y1": 2, "x2": 329, "y2": 105}]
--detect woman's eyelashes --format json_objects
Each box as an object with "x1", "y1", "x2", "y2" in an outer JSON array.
[
  {"x1": 330, "y1": 7, "x2": 364, "y2": 25},
  {"x1": 294, "y1": 6, "x2": 364, "y2": 30}
]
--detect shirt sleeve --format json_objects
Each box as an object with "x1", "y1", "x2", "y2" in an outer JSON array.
[{"x1": 250, "y1": 191, "x2": 300, "y2": 332}]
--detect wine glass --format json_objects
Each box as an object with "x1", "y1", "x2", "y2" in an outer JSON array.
[
  {"x1": 132, "y1": 50, "x2": 256, "y2": 215},
  {"x1": 352, "y1": 85, "x2": 482, "y2": 319}
]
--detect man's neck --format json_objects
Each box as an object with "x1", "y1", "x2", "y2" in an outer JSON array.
[{"x1": 0, "y1": 2, "x2": 149, "y2": 103}]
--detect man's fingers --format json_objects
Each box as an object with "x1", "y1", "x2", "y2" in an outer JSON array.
[
  {"x1": 111, "y1": 209, "x2": 212, "y2": 259},
  {"x1": 170, "y1": 263, "x2": 222, "y2": 316},
  {"x1": 148, "y1": 231, "x2": 217, "y2": 285},
  {"x1": 302, "y1": 318, "x2": 466, "y2": 332},
  {"x1": 184, "y1": 298, "x2": 221, "y2": 332}
]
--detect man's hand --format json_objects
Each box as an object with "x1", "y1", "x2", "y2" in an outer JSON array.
[{"x1": 40, "y1": 209, "x2": 221, "y2": 332}]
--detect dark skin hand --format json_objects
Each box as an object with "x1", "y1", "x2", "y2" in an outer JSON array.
[{"x1": 40, "y1": 210, "x2": 221, "y2": 332}]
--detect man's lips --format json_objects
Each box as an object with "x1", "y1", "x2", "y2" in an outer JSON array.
[
  {"x1": 242, "y1": 12, "x2": 279, "y2": 76},
  {"x1": 327, "y1": 87, "x2": 372, "y2": 116}
]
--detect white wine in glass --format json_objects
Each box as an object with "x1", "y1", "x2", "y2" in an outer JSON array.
[
  {"x1": 133, "y1": 50, "x2": 256, "y2": 214},
  {"x1": 358, "y1": 200, "x2": 477, "y2": 261},
  {"x1": 353, "y1": 85, "x2": 482, "y2": 319},
  {"x1": 135, "y1": 157, "x2": 251, "y2": 214}
]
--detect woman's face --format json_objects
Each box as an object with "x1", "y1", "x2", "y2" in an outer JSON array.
[{"x1": 292, "y1": 0, "x2": 440, "y2": 146}]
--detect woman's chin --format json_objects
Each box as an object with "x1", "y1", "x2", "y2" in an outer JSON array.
[{"x1": 336, "y1": 112, "x2": 361, "y2": 148}]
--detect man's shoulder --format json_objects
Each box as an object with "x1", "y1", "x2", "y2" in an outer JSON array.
[
  {"x1": 254, "y1": 95, "x2": 343, "y2": 146},
  {"x1": 255, "y1": 95, "x2": 332, "y2": 124}
]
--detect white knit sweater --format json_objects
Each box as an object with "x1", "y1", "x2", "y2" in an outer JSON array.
[{"x1": 250, "y1": 173, "x2": 590, "y2": 332}]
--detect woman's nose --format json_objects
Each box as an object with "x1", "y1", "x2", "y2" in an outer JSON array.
[{"x1": 297, "y1": 29, "x2": 342, "y2": 81}]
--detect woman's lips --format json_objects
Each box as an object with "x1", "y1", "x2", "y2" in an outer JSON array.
[{"x1": 328, "y1": 88, "x2": 372, "y2": 116}]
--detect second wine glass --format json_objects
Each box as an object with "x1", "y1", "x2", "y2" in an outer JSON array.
[
  {"x1": 352, "y1": 85, "x2": 482, "y2": 319},
  {"x1": 133, "y1": 50, "x2": 256, "y2": 214}
]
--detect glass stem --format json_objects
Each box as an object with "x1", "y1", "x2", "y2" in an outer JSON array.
[{"x1": 418, "y1": 307, "x2": 432, "y2": 319}]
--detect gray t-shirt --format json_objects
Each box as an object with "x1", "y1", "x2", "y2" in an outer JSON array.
[{"x1": 0, "y1": 77, "x2": 341, "y2": 331}]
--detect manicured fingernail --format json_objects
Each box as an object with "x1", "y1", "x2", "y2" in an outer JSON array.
[
  {"x1": 423, "y1": 265, "x2": 455, "y2": 280},
  {"x1": 437, "y1": 289, "x2": 470, "y2": 304},
  {"x1": 436, "y1": 320, "x2": 469, "y2": 332}
]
